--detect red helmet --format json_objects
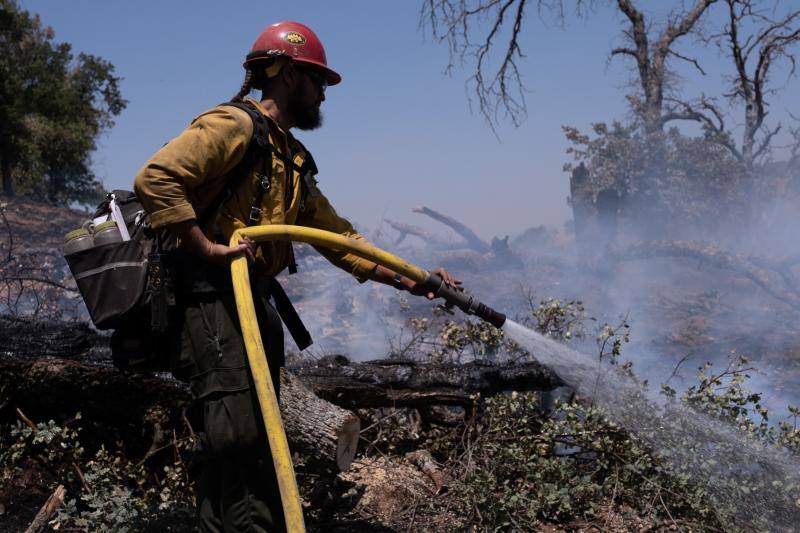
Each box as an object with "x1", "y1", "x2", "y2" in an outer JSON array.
[{"x1": 245, "y1": 21, "x2": 341, "y2": 86}]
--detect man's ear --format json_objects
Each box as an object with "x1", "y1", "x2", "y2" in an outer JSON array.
[{"x1": 282, "y1": 62, "x2": 300, "y2": 90}]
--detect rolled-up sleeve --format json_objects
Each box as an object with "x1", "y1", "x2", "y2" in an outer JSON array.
[
  {"x1": 297, "y1": 191, "x2": 377, "y2": 283},
  {"x1": 133, "y1": 107, "x2": 252, "y2": 228}
]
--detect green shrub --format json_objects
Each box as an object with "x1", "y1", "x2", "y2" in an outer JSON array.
[{"x1": 0, "y1": 414, "x2": 195, "y2": 532}]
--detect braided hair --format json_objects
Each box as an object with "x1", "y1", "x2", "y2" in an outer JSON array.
[{"x1": 231, "y1": 68, "x2": 254, "y2": 103}]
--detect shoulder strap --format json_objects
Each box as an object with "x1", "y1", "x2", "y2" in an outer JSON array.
[
  {"x1": 289, "y1": 136, "x2": 318, "y2": 205},
  {"x1": 197, "y1": 101, "x2": 272, "y2": 228}
]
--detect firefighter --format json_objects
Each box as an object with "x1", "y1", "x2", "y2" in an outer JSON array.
[{"x1": 134, "y1": 21, "x2": 459, "y2": 532}]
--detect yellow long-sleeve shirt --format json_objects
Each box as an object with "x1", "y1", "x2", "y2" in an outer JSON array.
[{"x1": 133, "y1": 99, "x2": 376, "y2": 281}]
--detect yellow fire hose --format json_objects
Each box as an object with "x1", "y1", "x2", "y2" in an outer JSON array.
[{"x1": 229, "y1": 225, "x2": 506, "y2": 532}]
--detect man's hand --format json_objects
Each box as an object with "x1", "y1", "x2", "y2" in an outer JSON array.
[
  {"x1": 409, "y1": 267, "x2": 462, "y2": 300},
  {"x1": 372, "y1": 265, "x2": 462, "y2": 300},
  {"x1": 169, "y1": 220, "x2": 256, "y2": 268},
  {"x1": 202, "y1": 237, "x2": 256, "y2": 268}
]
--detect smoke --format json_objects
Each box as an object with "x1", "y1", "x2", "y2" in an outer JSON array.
[
  {"x1": 283, "y1": 180, "x2": 800, "y2": 423},
  {"x1": 280, "y1": 250, "x2": 410, "y2": 361}
]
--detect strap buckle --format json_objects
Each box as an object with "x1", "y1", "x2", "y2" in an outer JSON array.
[
  {"x1": 248, "y1": 206, "x2": 262, "y2": 225},
  {"x1": 257, "y1": 173, "x2": 271, "y2": 191}
]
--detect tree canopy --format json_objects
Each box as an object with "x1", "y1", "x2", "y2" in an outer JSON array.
[{"x1": 0, "y1": 0, "x2": 126, "y2": 204}]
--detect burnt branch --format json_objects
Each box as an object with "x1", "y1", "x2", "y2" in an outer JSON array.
[
  {"x1": 753, "y1": 123, "x2": 782, "y2": 162},
  {"x1": 668, "y1": 49, "x2": 707, "y2": 75},
  {"x1": 610, "y1": 47, "x2": 638, "y2": 59},
  {"x1": 420, "y1": 0, "x2": 592, "y2": 127}
]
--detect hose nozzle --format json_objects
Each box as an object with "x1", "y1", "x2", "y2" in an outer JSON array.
[{"x1": 419, "y1": 273, "x2": 506, "y2": 329}]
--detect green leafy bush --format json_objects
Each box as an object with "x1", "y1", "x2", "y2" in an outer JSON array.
[
  {"x1": 443, "y1": 391, "x2": 715, "y2": 530},
  {"x1": 391, "y1": 299, "x2": 799, "y2": 531},
  {"x1": 0, "y1": 414, "x2": 195, "y2": 532}
]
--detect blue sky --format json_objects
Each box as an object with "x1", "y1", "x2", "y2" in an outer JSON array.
[{"x1": 20, "y1": 1, "x2": 800, "y2": 240}]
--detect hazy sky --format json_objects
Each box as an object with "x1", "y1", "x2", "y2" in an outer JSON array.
[{"x1": 19, "y1": 1, "x2": 800, "y2": 240}]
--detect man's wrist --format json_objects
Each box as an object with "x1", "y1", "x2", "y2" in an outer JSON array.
[
  {"x1": 169, "y1": 220, "x2": 214, "y2": 259},
  {"x1": 392, "y1": 273, "x2": 405, "y2": 290}
]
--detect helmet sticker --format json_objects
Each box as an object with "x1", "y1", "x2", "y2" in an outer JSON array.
[{"x1": 284, "y1": 31, "x2": 306, "y2": 45}]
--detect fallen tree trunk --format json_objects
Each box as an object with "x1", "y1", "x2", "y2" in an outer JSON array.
[
  {"x1": 1, "y1": 349, "x2": 557, "y2": 422},
  {"x1": 293, "y1": 355, "x2": 560, "y2": 408},
  {"x1": 384, "y1": 219, "x2": 456, "y2": 248},
  {"x1": 606, "y1": 240, "x2": 800, "y2": 312},
  {"x1": 0, "y1": 357, "x2": 359, "y2": 474},
  {"x1": 280, "y1": 369, "x2": 360, "y2": 474},
  {"x1": 412, "y1": 206, "x2": 490, "y2": 254}
]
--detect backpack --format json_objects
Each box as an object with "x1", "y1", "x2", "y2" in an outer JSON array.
[{"x1": 64, "y1": 100, "x2": 315, "y2": 372}]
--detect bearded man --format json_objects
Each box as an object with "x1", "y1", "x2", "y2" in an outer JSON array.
[{"x1": 134, "y1": 21, "x2": 458, "y2": 532}]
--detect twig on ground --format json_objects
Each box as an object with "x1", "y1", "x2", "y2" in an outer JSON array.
[{"x1": 24, "y1": 484, "x2": 66, "y2": 533}]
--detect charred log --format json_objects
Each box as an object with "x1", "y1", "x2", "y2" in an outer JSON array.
[
  {"x1": 293, "y1": 355, "x2": 559, "y2": 409},
  {"x1": 0, "y1": 358, "x2": 187, "y2": 426},
  {"x1": 0, "y1": 357, "x2": 359, "y2": 474},
  {"x1": 0, "y1": 316, "x2": 108, "y2": 361}
]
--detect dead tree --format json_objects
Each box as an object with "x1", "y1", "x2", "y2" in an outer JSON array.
[
  {"x1": 721, "y1": 0, "x2": 799, "y2": 167},
  {"x1": 612, "y1": 0, "x2": 717, "y2": 137},
  {"x1": 384, "y1": 219, "x2": 454, "y2": 248},
  {"x1": 611, "y1": 0, "x2": 717, "y2": 226},
  {"x1": 422, "y1": 0, "x2": 716, "y2": 236},
  {"x1": 668, "y1": 0, "x2": 800, "y2": 172},
  {"x1": 421, "y1": 0, "x2": 714, "y2": 130},
  {"x1": 413, "y1": 206, "x2": 490, "y2": 253}
]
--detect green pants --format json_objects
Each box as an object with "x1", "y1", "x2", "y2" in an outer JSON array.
[{"x1": 179, "y1": 287, "x2": 286, "y2": 533}]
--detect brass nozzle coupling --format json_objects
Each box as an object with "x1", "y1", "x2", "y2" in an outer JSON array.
[{"x1": 419, "y1": 273, "x2": 507, "y2": 329}]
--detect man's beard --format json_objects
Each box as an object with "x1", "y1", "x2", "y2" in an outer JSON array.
[{"x1": 289, "y1": 97, "x2": 323, "y2": 131}]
